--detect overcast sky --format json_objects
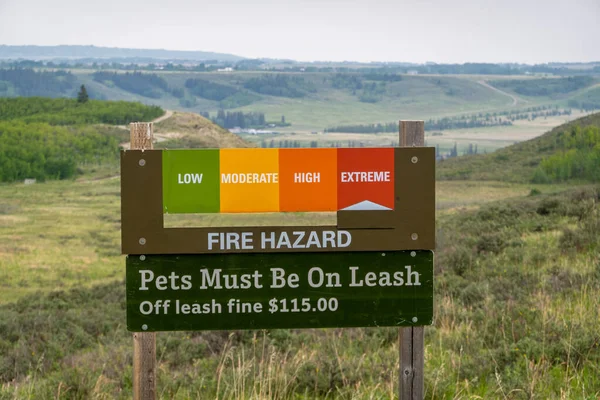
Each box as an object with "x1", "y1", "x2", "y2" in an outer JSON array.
[{"x1": 0, "y1": 0, "x2": 598, "y2": 63}]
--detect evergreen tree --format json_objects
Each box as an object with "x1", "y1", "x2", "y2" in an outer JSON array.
[
  {"x1": 450, "y1": 142, "x2": 458, "y2": 157},
  {"x1": 77, "y1": 85, "x2": 89, "y2": 103}
]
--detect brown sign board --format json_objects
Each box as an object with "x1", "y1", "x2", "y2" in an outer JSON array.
[{"x1": 121, "y1": 147, "x2": 435, "y2": 255}]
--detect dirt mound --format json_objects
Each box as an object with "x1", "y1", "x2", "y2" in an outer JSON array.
[{"x1": 154, "y1": 111, "x2": 251, "y2": 148}]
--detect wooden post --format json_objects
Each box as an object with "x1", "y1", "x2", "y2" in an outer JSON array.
[
  {"x1": 130, "y1": 122, "x2": 156, "y2": 400},
  {"x1": 130, "y1": 122, "x2": 154, "y2": 151},
  {"x1": 399, "y1": 120, "x2": 425, "y2": 400}
]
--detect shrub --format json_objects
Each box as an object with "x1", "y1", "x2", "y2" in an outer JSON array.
[
  {"x1": 528, "y1": 188, "x2": 542, "y2": 196},
  {"x1": 0, "y1": 121, "x2": 120, "y2": 182},
  {"x1": 0, "y1": 97, "x2": 163, "y2": 125}
]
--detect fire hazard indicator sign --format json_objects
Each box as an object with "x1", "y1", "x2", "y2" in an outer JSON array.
[
  {"x1": 161, "y1": 148, "x2": 396, "y2": 214},
  {"x1": 121, "y1": 145, "x2": 435, "y2": 254}
]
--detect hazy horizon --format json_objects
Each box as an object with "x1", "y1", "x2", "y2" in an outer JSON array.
[
  {"x1": 1, "y1": 43, "x2": 600, "y2": 65},
  {"x1": 1, "y1": 0, "x2": 599, "y2": 64}
]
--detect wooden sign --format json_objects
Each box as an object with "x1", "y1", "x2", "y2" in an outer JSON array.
[
  {"x1": 124, "y1": 121, "x2": 432, "y2": 400},
  {"x1": 121, "y1": 147, "x2": 435, "y2": 255},
  {"x1": 126, "y1": 251, "x2": 434, "y2": 332}
]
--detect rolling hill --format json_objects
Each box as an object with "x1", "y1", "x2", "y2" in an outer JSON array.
[
  {"x1": 437, "y1": 111, "x2": 600, "y2": 182},
  {"x1": 0, "y1": 98, "x2": 251, "y2": 182},
  {"x1": 1, "y1": 66, "x2": 599, "y2": 134},
  {"x1": 1, "y1": 151, "x2": 598, "y2": 398},
  {"x1": 73, "y1": 71, "x2": 518, "y2": 131},
  {"x1": 0, "y1": 97, "x2": 164, "y2": 182},
  {"x1": 2, "y1": 67, "x2": 600, "y2": 158},
  {"x1": 0, "y1": 96, "x2": 599, "y2": 398},
  {"x1": 0, "y1": 45, "x2": 244, "y2": 62},
  {"x1": 153, "y1": 111, "x2": 252, "y2": 149}
]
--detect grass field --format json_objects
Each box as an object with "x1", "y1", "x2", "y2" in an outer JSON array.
[
  {"x1": 72, "y1": 71, "x2": 578, "y2": 133},
  {"x1": 1, "y1": 98, "x2": 599, "y2": 398},
  {"x1": 2, "y1": 176, "x2": 548, "y2": 304},
  {"x1": 1, "y1": 174, "x2": 598, "y2": 399},
  {"x1": 437, "y1": 111, "x2": 600, "y2": 182},
  {"x1": 8, "y1": 70, "x2": 588, "y2": 158},
  {"x1": 240, "y1": 110, "x2": 595, "y2": 154},
  {"x1": 0, "y1": 176, "x2": 122, "y2": 303},
  {"x1": 232, "y1": 75, "x2": 511, "y2": 132}
]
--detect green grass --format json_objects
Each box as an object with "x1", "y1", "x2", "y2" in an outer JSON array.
[
  {"x1": 0, "y1": 179, "x2": 544, "y2": 305},
  {"x1": 569, "y1": 85, "x2": 600, "y2": 110},
  {"x1": 1, "y1": 175, "x2": 599, "y2": 399},
  {"x1": 437, "y1": 111, "x2": 600, "y2": 182},
  {"x1": 0, "y1": 177, "x2": 122, "y2": 303},
  {"x1": 72, "y1": 71, "x2": 538, "y2": 132},
  {"x1": 435, "y1": 181, "x2": 573, "y2": 212},
  {"x1": 240, "y1": 110, "x2": 593, "y2": 157},
  {"x1": 0, "y1": 97, "x2": 163, "y2": 183},
  {"x1": 0, "y1": 97, "x2": 163, "y2": 125},
  {"x1": 4, "y1": 69, "x2": 596, "y2": 139},
  {"x1": 4, "y1": 71, "x2": 587, "y2": 156},
  {"x1": 236, "y1": 75, "x2": 509, "y2": 130},
  {"x1": 222, "y1": 75, "x2": 513, "y2": 131},
  {"x1": 1, "y1": 92, "x2": 600, "y2": 399},
  {"x1": 488, "y1": 76, "x2": 597, "y2": 99}
]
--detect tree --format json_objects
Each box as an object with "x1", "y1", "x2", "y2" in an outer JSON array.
[
  {"x1": 77, "y1": 85, "x2": 89, "y2": 103},
  {"x1": 450, "y1": 142, "x2": 458, "y2": 158}
]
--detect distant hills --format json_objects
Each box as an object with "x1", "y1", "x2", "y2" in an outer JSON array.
[
  {"x1": 437, "y1": 111, "x2": 600, "y2": 182},
  {"x1": 0, "y1": 45, "x2": 245, "y2": 62},
  {"x1": 1, "y1": 66, "x2": 599, "y2": 134}
]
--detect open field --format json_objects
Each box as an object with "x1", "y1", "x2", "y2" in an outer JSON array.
[
  {"x1": 240, "y1": 110, "x2": 596, "y2": 154},
  {"x1": 1, "y1": 175, "x2": 599, "y2": 399},
  {"x1": 0, "y1": 176, "x2": 122, "y2": 303},
  {"x1": 0, "y1": 177, "x2": 583, "y2": 304},
  {"x1": 70, "y1": 71, "x2": 599, "y2": 133},
  {"x1": 435, "y1": 181, "x2": 573, "y2": 212},
  {"x1": 76, "y1": 71, "x2": 514, "y2": 129},
  {"x1": 4, "y1": 68, "x2": 598, "y2": 156},
  {"x1": 1, "y1": 98, "x2": 599, "y2": 399},
  {"x1": 437, "y1": 111, "x2": 600, "y2": 182},
  {"x1": 425, "y1": 109, "x2": 593, "y2": 153}
]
